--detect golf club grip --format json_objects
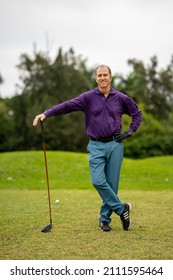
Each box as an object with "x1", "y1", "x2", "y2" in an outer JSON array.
[{"x1": 40, "y1": 120, "x2": 45, "y2": 143}]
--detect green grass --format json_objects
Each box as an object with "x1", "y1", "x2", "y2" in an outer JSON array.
[
  {"x1": 0, "y1": 151, "x2": 173, "y2": 260},
  {"x1": 0, "y1": 151, "x2": 172, "y2": 190}
]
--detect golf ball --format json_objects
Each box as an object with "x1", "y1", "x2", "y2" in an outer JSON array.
[{"x1": 55, "y1": 199, "x2": 60, "y2": 204}]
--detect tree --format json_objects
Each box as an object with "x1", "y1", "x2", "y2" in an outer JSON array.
[
  {"x1": 11, "y1": 47, "x2": 93, "y2": 151},
  {"x1": 114, "y1": 56, "x2": 173, "y2": 119},
  {"x1": 0, "y1": 99, "x2": 14, "y2": 151},
  {"x1": 0, "y1": 73, "x2": 3, "y2": 84}
]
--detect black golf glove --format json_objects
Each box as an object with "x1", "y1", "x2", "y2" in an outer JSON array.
[{"x1": 114, "y1": 131, "x2": 132, "y2": 143}]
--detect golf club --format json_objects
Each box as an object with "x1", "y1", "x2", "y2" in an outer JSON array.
[{"x1": 40, "y1": 120, "x2": 52, "y2": 233}]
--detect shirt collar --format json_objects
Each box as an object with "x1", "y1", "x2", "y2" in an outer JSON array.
[{"x1": 94, "y1": 87, "x2": 116, "y2": 95}]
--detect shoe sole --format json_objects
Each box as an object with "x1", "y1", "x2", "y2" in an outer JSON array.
[
  {"x1": 128, "y1": 203, "x2": 132, "y2": 230},
  {"x1": 99, "y1": 227, "x2": 111, "y2": 232},
  {"x1": 99, "y1": 224, "x2": 112, "y2": 231}
]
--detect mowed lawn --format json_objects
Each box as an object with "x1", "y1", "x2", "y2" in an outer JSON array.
[{"x1": 0, "y1": 151, "x2": 172, "y2": 260}]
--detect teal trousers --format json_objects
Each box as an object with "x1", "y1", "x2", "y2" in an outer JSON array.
[{"x1": 87, "y1": 140, "x2": 124, "y2": 223}]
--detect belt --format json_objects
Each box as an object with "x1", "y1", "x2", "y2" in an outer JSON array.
[{"x1": 90, "y1": 134, "x2": 120, "y2": 143}]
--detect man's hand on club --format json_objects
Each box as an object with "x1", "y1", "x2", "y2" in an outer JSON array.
[
  {"x1": 33, "y1": 114, "x2": 46, "y2": 126},
  {"x1": 114, "y1": 131, "x2": 132, "y2": 143}
]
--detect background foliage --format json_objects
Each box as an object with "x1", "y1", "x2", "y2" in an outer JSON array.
[{"x1": 0, "y1": 47, "x2": 173, "y2": 158}]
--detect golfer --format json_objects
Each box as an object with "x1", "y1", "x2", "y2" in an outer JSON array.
[{"x1": 33, "y1": 65, "x2": 142, "y2": 231}]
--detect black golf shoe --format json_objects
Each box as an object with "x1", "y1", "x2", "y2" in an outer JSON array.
[
  {"x1": 120, "y1": 203, "x2": 131, "y2": 230},
  {"x1": 99, "y1": 221, "x2": 112, "y2": 231}
]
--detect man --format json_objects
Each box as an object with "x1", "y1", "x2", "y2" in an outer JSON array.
[{"x1": 33, "y1": 65, "x2": 142, "y2": 231}]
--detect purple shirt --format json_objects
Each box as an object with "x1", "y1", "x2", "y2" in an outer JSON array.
[{"x1": 44, "y1": 87, "x2": 142, "y2": 138}]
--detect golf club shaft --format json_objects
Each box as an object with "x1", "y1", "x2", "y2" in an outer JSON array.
[{"x1": 40, "y1": 121, "x2": 52, "y2": 224}]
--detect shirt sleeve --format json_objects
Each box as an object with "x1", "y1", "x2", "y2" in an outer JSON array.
[
  {"x1": 44, "y1": 93, "x2": 86, "y2": 117},
  {"x1": 122, "y1": 96, "x2": 142, "y2": 133}
]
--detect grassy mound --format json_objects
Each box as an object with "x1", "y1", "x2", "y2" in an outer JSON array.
[{"x1": 0, "y1": 151, "x2": 172, "y2": 190}]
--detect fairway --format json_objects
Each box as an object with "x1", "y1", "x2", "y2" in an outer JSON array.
[
  {"x1": 0, "y1": 189, "x2": 172, "y2": 260},
  {"x1": 0, "y1": 152, "x2": 173, "y2": 260}
]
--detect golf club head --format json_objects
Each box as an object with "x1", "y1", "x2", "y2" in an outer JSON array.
[{"x1": 41, "y1": 222, "x2": 52, "y2": 233}]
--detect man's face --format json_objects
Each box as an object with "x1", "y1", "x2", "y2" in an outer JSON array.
[{"x1": 95, "y1": 67, "x2": 112, "y2": 89}]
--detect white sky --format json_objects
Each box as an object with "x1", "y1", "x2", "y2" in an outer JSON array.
[{"x1": 0, "y1": 0, "x2": 173, "y2": 98}]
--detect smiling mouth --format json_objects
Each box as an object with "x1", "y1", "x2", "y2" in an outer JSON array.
[{"x1": 100, "y1": 81, "x2": 107, "y2": 85}]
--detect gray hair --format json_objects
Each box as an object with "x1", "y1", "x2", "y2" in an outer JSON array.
[{"x1": 95, "y1": 65, "x2": 112, "y2": 76}]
